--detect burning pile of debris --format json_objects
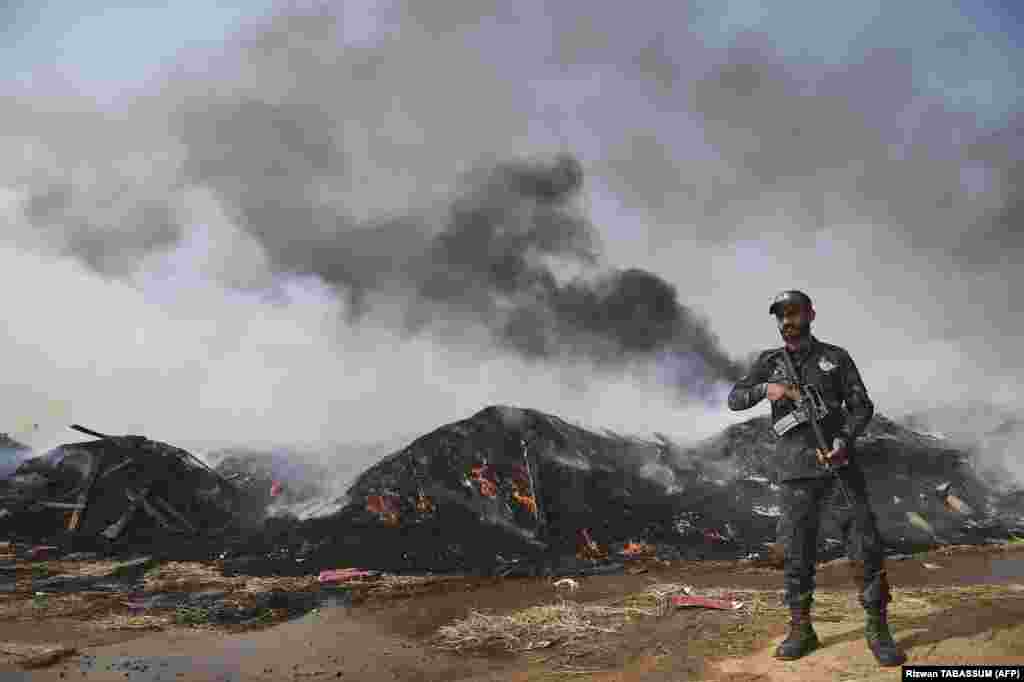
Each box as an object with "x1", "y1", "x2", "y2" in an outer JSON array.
[
  {"x1": 250, "y1": 405, "x2": 1024, "y2": 574},
  {"x1": 3, "y1": 406, "x2": 1021, "y2": 573},
  {"x1": 0, "y1": 425, "x2": 242, "y2": 553},
  {"x1": 272, "y1": 405, "x2": 768, "y2": 574}
]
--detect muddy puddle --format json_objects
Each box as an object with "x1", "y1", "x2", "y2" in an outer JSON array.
[{"x1": 981, "y1": 555, "x2": 1024, "y2": 582}]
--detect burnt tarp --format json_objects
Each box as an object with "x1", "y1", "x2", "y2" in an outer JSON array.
[
  {"x1": 0, "y1": 426, "x2": 242, "y2": 550},
  {"x1": 278, "y1": 406, "x2": 1024, "y2": 573}
]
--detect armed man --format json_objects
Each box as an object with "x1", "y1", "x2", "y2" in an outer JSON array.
[{"x1": 728, "y1": 290, "x2": 906, "y2": 666}]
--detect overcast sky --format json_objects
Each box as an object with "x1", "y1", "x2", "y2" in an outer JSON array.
[{"x1": 1, "y1": 1, "x2": 1021, "y2": 475}]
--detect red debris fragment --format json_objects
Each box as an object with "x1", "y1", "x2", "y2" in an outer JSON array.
[
  {"x1": 470, "y1": 464, "x2": 498, "y2": 498},
  {"x1": 703, "y1": 529, "x2": 728, "y2": 544},
  {"x1": 671, "y1": 594, "x2": 742, "y2": 610},
  {"x1": 317, "y1": 568, "x2": 381, "y2": 584},
  {"x1": 27, "y1": 546, "x2": 60, "y2": 561},
  {"x1": 366, "y1": 494, "x2": 401, "y2": 526},
  {"x1": 576, "y1": 528, "x2": 607, "y2": 560},
  {"x1": 269, "y1": 480, "x2": 284, "y2": 498}
]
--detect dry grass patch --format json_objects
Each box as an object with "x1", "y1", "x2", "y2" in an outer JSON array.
[
  {"x1": 433, "y1": 600, "x2": 623, "y2": 653},
  {"x1": 143, "y1": 562, "x2": 247, "y2": 592},
  {"x1": 434, "y1": 584, "x2": 758, "y2": 654},
  {"x1": 89, "y1": 612, "x2": 173, "y2": 631}
]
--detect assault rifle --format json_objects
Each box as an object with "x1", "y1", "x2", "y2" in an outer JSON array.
[{"x1": 778, "y1": 349, "x2": 854, "y2": 508}]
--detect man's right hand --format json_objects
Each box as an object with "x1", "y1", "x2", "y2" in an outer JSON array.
[{"x1": 766, "y1": 383, "x2": 800, "y2": 402}]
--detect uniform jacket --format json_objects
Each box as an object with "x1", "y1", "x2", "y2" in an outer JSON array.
[{"x1": 728, "y1": 335, "x2": 875, "y2": 482}]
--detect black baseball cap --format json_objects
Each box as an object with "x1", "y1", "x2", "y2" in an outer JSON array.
[{"x1": 769, "y1": 290, "x2": 813, "y2": 316}]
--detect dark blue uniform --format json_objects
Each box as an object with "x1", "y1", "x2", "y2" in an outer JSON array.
[{"x1": 728, "y1": 335, "x2": 890, "y2": 610}]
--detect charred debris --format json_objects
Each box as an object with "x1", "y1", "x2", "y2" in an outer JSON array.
[
  {"x1": 1, "y1": 408, "x2": 1023, "y2": 575},
  {"x1": 0, "y1": 425, "x2": 242, "y2": 557}
]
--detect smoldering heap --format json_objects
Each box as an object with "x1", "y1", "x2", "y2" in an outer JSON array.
[
  {"x1": 0, "y1": 426, "x2": 242, "y2": 552},
  {"x1": 231, "y1": 405, "x2": 1024, "y2": 574}
]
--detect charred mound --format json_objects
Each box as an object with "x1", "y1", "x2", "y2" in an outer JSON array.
[{"x1": 0, "y1": 432, "x2": 242, "y2": 551}]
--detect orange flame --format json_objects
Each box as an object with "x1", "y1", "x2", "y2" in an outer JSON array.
[
  {"x1": 576, "y1": 528, "x2": 607, "y2": 560},
  {"x1": 621, "y1": 541, "x2": 655, "y2": 557},
  {"x1": 416, "y1": 492, "x2": 435, "y2": 514},
  {"x1": 510, "y1": 476, "x2": 537, "y2": 515},
  {"x1": 366, "y1": 494, "x2": 401, "y2": 526},
  {"x1": 512, "y1": 490, "x2": 538, "y2": 515},
  {"x1": 470, "y1": 464, "x2": 498, "y2": 498}
]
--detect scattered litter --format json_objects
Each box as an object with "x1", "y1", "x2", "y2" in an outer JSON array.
[
  {"x1": 907, "y1": 511, "x2": 937, "y2": 537},
  {"x1": 922, "y1": 562, "x2": 942, "y2": 570},
  {"x1": 752, "y1": 505, "x2": 781, "y2": 517},
  {"x1": 945, "y1": 494, "x2": 973, "y2": 515},
  {"x1": 63, "y1": 552, "x2": 100, "y2": 561},
  {"x1": 552, "y1": 578, "x2": 580, "y2": 592}
]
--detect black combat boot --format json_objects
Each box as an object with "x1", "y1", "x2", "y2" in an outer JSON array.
[
  {"x1": 774, "y1": 602, "x2": 819, "y2": 660},
  {"x1": 864, "y1": 605, "x2": 906, "y2": 666}
]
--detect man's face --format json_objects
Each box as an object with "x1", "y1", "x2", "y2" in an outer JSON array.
[{"x1": 777, "y1": 303, "x2": 814, "y2": 342}]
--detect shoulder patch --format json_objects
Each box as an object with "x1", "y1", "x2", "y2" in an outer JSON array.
[{"x1": 818, "y1": 356, "x2": 837, "y2": 372}]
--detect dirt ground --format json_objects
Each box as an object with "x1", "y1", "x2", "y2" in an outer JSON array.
[{"x1": 3, "y1": 543, "x2": 1024, "y2": 681}]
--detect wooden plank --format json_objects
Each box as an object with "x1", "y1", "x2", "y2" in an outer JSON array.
[
  {"x1": 67, "y1": 451, "x2": 105, "y2": 533},
  {"x1": 150, "y1": 495, "x2": 198, "y2": 535},
  {"x1": 125, "y1": 488, "x2": 178, "y2": 532},
  {"x1": 38, "y1": 502, "x2": 86, "y2": 510},
  {"x1": 101, "y1": 487, "x2": 148, "y2": 541}
]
